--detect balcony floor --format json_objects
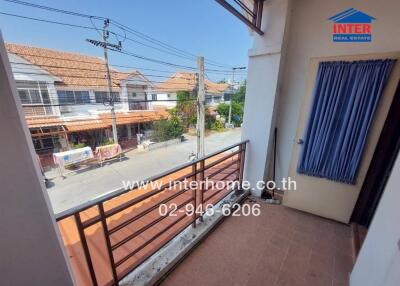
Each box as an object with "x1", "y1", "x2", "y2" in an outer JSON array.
[{"x1": 160, "y1": 199, "x2": 353, "y2": 286}]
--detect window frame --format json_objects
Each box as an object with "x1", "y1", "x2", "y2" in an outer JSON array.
[
  {"x1": 57, "y1": 90, "x2": 91, "y2": 105},
  {"x1": 94, "y1": 91, "x2": 120, "y2": 103}
]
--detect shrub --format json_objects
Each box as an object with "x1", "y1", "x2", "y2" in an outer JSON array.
[
  {"x1": 151, "y1": 118, "x2": 183, "y2": 142},
  {"x1": 216, "y1": 102, "x2": 244, "y2": 127},
  {"x1": 210, "y1": 119, "x2": 225, "y2": 131},
  {"x1": 71, "y1": 142, "x2": 86, "y2": 149},
  {"x1": 100, "y1": 139, "x2": 114, "y2": 146}
]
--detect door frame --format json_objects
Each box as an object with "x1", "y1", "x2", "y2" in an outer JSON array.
[
  {"x1": 351, "y1": 80, "x2": 400, "y2": 227},
  {"x1": 283, "y1": 52, "x2": 400, "y2": 223}
]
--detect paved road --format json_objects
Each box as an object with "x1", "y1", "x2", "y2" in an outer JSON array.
[{"x1": 47, "y1": 128, "x2": 242, "y2": 214}]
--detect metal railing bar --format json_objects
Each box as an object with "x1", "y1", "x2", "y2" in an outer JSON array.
[
  {"x1": 74, "y1": 213, "x2": 98, "y2": 286},
  {"x1": 203, "y1": 167, "x2": 240, "y2": 195},
  {"x1": 191, "y1": 164, "x2": 197, "y2": 228},
  {"x1": 220, "y1": 167, "x2": 240, "y2": 181},
  {"x1": 115, "y1": 209, "x2": 190, "y2": 267},
  {"x1": 55, "y1": 140, "x2": 249, "y2": 221},
  {"x1": 104, "y1": 172, "x2": 195, "y2": 219},
  {"x1": 111, "y1": 197, "x2": 193, "y2": 251},
  {"x1": 98, "y1": 203, "x2": 119, "y2": 286},
  {"x1": 108, "y1": 187, "x2": 191, "y2": 234},
  {"x1": 206, "y1": 159, "x2": 239, "y2": 179},
  {"x1": 203, "y1": 175, "x2": 239, "y2": 205},
  {"x1": 114, "y1": 214, "x2": 194, "y2": 284},
  {"x1": 203, "y1": 149, "x2": 241, "y2": 171},
  {"x1": 81, "y1": 174, "x2": 194, "y2": 229}
]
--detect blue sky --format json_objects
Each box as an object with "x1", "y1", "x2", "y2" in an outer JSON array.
[{"x1": 0, "y1": 0, "x2": 252, "y2": 82}]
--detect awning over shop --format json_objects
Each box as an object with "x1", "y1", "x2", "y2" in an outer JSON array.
[
  {"x1": 100, "y1": 110, "x2": 169, "y2": 126},
  {"x1": 65, "y1": 120, "x2": 109, "y2": 132},
  {"x1": 26, "y1": 110, "x2": 169, "y2": 134}
]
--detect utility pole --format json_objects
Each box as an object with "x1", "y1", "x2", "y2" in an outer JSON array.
[
  {"x1": 228, "y1": 66, "x2": 246, "y2": 127},
  {"x1": 197, "y1": 56, "x2": 205, "y2": 159},
  {"x1": 87, "y1": 19, "x2": 121, "y2": 144}
]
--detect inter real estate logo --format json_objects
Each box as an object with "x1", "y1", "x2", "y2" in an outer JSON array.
[{"x1": 329, "y1": 8, "x2": 375, "y2": 42}]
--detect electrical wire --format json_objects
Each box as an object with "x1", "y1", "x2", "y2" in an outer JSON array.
[
  {"x1": 1, "y1": 0, "x2": 239, "y2": 69},
  {"x1": 9, "y1": 52, "x2": 246, "y2": 76}
]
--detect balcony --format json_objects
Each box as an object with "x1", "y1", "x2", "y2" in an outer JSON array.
[
  {"x1": 54, "y1": 140, "x2": 354, "y2": 286},
  {"x1": 161, "y1": 200, "x2": 353, "y2": 286},
  {"x1": 55, "y1": 141, "x2": 248, "y2": 286}
]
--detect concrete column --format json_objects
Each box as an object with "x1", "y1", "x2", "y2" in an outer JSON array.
[
  {"x1": 48, "y1": 82, "x2": 60, "y2": 116},
  {"x1": 241, "y1": 0, "x2": 291, "y2": 196},
  {"x1": 120, "y1": 82, "x2": 129, "y2": 111},
  {"x1": 88, "y1": 90, "x2": 96, "y2": 104},
  {"x1": 0, "y1": 34, "x2": 75, "y2": 285},
  {"x1": 127, "y1": 123, "x2": 132, "y2": 139}
]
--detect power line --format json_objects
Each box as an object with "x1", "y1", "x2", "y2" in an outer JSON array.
[
  {"x1": 12, "y1": 70, "x2": 197, "y2": 86},
  {"x1": 10, "y1": 62, "x2": 176, "y2": 79},
  {"x1": 20, "y1": 98, "x2": 197, "y2": 107},
  {"x1": 0, "y1": 11, "x2": 97, "y2": 30},
  {"x1": 1, "y1": 0, "x2": 237, "y2": 69},
  {"x1": 2, "y1": 0, "x2": 104, "y2": 19},
  {"x1": 8, "y1": 52, "x2": 245, "y2": 76},
  {"x1": 0, "y1": 11, "x2": 200, "y2": 70}
]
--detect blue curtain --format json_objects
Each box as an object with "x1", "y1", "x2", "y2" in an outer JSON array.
[{"x1": 297, "y1": 59, "x2": 396, "y2": 184}]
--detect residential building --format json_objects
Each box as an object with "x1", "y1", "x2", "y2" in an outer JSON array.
[
  {"x1": 6, "y1": 43, "x2": 168, "y2": 167},
  {"x1": 152, "y1": 71, "x2": 229, "y2": 108},
  {"x1": 1, "y1": 0, "x2": 400, "y2": 286}
]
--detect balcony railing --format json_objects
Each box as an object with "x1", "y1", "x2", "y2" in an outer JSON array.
[{"x1": 55, "y1": 140, "x2": 248, "y2": 286}]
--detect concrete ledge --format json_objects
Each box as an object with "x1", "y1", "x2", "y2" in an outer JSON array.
[
  {"x1": 138, "y1": 138, "x2": 181, "y2": 152},
  {"x1": 120, "y1": 189, "x2": 249, "y2": 286}
]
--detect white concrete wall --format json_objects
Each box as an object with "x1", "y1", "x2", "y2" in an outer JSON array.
[
  {"x1": 153, "y1": 92, "x2": 177, "y2": 109},
  {"x1": 350, "y1": 151, "x2": 400, "y2": 286},
  {"x1": 274, "y1": 0, "x2": 400, "y2": 186},
  {"x1": 241, "y1": 0, "x2": 291, "y2": 195},
  {"x1": 0, "y1": 33, "x2": 75, "y2": 286},
  {"x1": 10, "y1": 53, "x2": 61, "y2": 116}
]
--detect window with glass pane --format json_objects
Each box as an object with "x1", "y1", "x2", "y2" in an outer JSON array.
[
  {"x1": 95, "y1": 91, "x2": 107, "y2": 103},
  {"x1": 29, "y1": 89, "x2": 42, "y2": 104},
  {"x1": 58, "y1": 90, "x2": 70, "y2": 104},
  {"x1": 18, "y1": 90, "x2": 30, "y2": 104},
  {"x1": 39, "y1": 83, "x2": 51, "y2": 104},
  {"x1": 74, "y1": 91, "x2": 90, "y2": 104},
  {"x1": 82, "y1": 91, "x2": 90, "y2": 103},
  {"x1": 152, "y1": 94, "x2": 157, "y2": 101},
  {"x1": 111, "y1": 92, "x2": 120, "y2": 102},
  {"x1": 95, "y1": 91, "x2": 120, "y2": 103}
]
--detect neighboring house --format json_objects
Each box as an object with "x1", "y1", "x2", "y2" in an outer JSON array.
[
  {"x1": 6, "y1": 43, "x2": 168, "y2": 166},
  {"x1": 153, "y1": 72, "x2": 229, "y2": 108}
]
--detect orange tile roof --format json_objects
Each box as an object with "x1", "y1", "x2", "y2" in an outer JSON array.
[
  {"x1": 26, "y1": 116, "x2": 65, "y2": 128},
  {"x1": 64, "y1": 119, "x2": 109, "y2": 132},
  {"x1": 100, "y1": 110, "x2": 169, "y2": 126},
  {"x1": 25, "y1": 110, "x2": 169, "y2": 132},
  {"x1": 6, "y1": 43, "x2": 150, "y2": 89},
  {"x1": 156, "y1": 72, "x2": 229, "y2": 94}
]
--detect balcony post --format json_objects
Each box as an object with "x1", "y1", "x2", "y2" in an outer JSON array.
[
  {"x1": 98, "y1": 203, "x2": 119, "y2": 285},
  {"x1": 238, "y1": 143, "x2": 246, "y2": 189},
  {"x1": 199, "y1": 159, "x2": 205, "y2": 222},
  {"x1": 191, "y1": 163, "x2": 197, "y2": 228},
  {"x1": 74, "y1": 213, "x2": 98, "y2": 286}
]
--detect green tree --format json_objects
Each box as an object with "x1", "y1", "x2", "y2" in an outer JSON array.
[
  {"x1": 151, "y1": 117, "x2": 183, "y2": 142},
  {"x1": 231, "y1": 81, "x2": 246, "y2": 103},
  {"x1": 216, "y1": 102, "x2": 244, "y2": 127},
  {"x1": 174, "y1": 90, "x2": 197, "y2": 130}
]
